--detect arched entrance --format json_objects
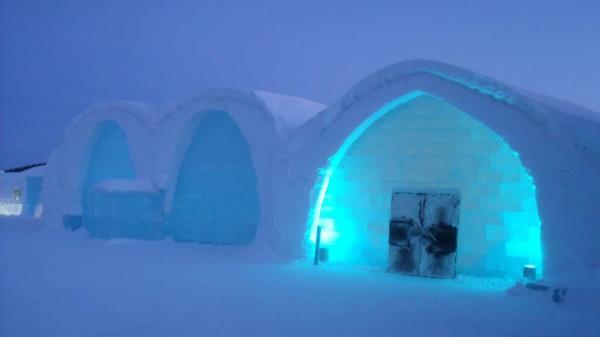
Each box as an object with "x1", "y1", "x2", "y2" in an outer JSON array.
[
  {"x1": 82, "y1": 121, "x2": 136, "y2": 232},
  {"x1": 308, "y1": 92, "x2": 542, "y2": 279},
  {"x1": 170, "y1": 111, "x2": 260, "y2": 244}
]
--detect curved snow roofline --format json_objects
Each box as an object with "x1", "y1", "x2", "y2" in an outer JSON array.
[
  {"x1": 67, "y1": 101, "x2": 157, "y2": 133},
  {"x1": 157, "y1": 88, "x2": 269, "y2": 122},
  {"x1": 253, "y1": 90, "x2": 327, "y2": 137},
  {"x1": 335, "y1": 59, "x2": 600, "y2": 124},
  {"x1": 155, "y1": 88, "x2": 281, "y2": 191},
  {"x1": 157, "y1": 88, "x2": 325, "y2": 138}
]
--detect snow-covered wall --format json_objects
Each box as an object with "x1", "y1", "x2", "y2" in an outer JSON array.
[{"x1": 272, "y1": 60, "x2": 600, "y2": 280}]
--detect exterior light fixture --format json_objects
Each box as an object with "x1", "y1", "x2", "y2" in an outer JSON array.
[{"x1": 523, "y1": 264, "x2": 536, "y2": 281}]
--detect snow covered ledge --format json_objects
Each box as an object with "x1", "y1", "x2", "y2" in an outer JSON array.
[{"x1": 273, "y1": 59, "x2": 600, "y2": 281}]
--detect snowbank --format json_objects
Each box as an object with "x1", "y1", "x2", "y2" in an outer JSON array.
[{"x1": 2, "y1": 218, "x2": 599, "y2": 337}]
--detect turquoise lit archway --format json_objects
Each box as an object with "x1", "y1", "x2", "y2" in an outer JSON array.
[{"x1": 307, "y1": 91, "x2": 543, "y2": 279}]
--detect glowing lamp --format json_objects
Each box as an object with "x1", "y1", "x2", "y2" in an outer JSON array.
[{"x1": 523, "y1": 264, "x2": 537, "y2": 281}]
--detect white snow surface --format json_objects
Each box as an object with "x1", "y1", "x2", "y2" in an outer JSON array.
[
  {"x1": 254, "y1": 90, "x2": 326, "y2": 137},
  {"x1": 1, "y1": 218, "x2": 598, "y2": 337}
]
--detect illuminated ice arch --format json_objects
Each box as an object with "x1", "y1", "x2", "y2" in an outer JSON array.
[{"x1": 308, "y1": 91, "x2": 542, "y2": 279}]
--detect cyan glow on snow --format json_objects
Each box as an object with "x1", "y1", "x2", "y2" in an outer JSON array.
[
  {"x1": 423, "y1": 68, "x2": 516, "y2": 103},
  {"x1": 170, "y1": 111, "x2": 260, "y2": 244},
  {"x1": 308, "y1": 91, "x2": 426, "y2": 242},
  {"x1": 307, "y1": 91, "x2": 543, "y2": 279},
  {"x1": 82, "y1": 121, "x2": 136, "y2": 231}
]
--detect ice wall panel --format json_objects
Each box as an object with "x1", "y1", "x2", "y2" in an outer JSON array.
[
  {"x1": 81, "y1": 121, "x2": 136, "y2": 232},
  {"x1": 25, "y1": 176, "x2": 43, "y2": 216},
  {"x1": 170, "y1": 111, "x2": 260, "y2": 244},
  {"x1": 310, "y1": 95, "x2": 542, "y2": 279},
  {"x1": 84, "y1": 190, "x2": 165, "y2": 239}
]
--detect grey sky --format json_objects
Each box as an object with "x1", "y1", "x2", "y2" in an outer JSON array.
[{"x1": 1, "y1": 0, "x2": 599, "y2": 168}]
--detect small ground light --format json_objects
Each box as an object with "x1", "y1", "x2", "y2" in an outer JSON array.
[{"x1": 523, "y1": 264, "x2": 536, "y2": 281}]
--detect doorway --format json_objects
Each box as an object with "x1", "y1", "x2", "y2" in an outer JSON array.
[{"x1": 388, "y1": 190, "x2": 460, "y2": 278}]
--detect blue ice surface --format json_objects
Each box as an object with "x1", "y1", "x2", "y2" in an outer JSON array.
[
  {"x1": 80, "y1": 121, "x2": 136, "y2": 233},
  {"x1": 25, "y1": 176, "x2": 43, "y2": 215},
  {"x1": 63, "y1": 214, "x2": 82, "y2": 231},
  {"x1": 169, "y1": 110, "x2": 260, "y2": 244},
  {"x1": 307, "y1": 92, "x2": 542, "y2": 279},
  {"x1": 85, "y1": 189, "x2": 165, "y2": 239}
]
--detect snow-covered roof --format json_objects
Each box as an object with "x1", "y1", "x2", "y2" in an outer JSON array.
[
  {"x1": 253, "y1": 90, "x2": 326, "y2": 137},
  {"x1": 294, "y1": 59, "x2": 600, "y2": 156},
  {"x1": 67, "y1": 101, "x2": 158, "y2": 133},
  {"x1": 157, "y1": 88, "x2": 325, "y2": 139},
  {"x1": 323, "y1": 59, "x2": 600, "y2": 124}
]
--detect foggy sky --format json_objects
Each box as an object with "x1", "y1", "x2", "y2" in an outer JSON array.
[{"x1": 1, "y1": 0, "x2": 599, "y2": 169}]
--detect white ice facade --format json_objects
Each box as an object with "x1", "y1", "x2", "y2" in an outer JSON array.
[{"x1": 43, "y1": 60, "x2": 600, "y2": 281}]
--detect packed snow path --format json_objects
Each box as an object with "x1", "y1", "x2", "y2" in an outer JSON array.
[{"x1": 1, "y1": 218, "x2": 597, "y2": 337}]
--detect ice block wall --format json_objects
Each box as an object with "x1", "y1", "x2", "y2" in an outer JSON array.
[
  {"x1": 169, "y1": 111, "x2": 260, "y2": 244},
  {"x1": 86, "y1": 189, "x2": 164, "y2": 239},
  {"x1": 81, "y1": 121, "x2": 136, "y2": 231},
  {"x1": 310, "y1": 94, "x2": 542, "y2": 279},
  {"x1": 25, "y1": 176, "x2": 43, "y2": 217}
]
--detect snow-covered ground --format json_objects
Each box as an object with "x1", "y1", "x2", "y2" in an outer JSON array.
[{"x1": 1, "y1": 217, "x2": 598, "y2": 337}]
